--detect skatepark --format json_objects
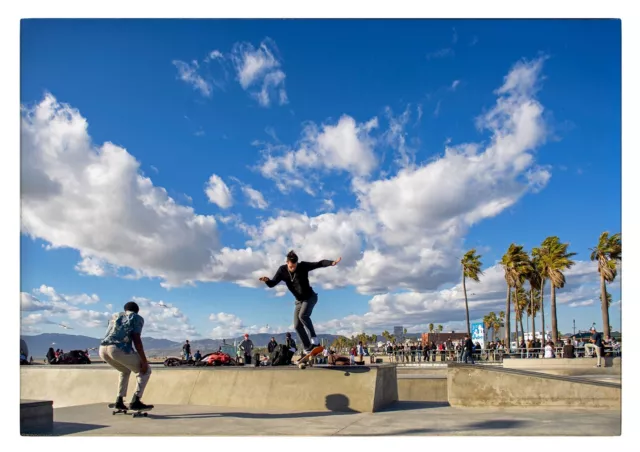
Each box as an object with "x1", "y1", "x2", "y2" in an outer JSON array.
[{"x1": 21, "y1": 358, "x2": 621, "y2": 436}]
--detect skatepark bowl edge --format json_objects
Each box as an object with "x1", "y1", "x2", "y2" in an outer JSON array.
[{"x1": 20, "y1": 360, "x2": 621, "y2": 436}]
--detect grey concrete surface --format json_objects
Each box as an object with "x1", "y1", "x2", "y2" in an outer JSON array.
[{"x1": 43, "y1": 402, "x2": 620, "y2": 436}]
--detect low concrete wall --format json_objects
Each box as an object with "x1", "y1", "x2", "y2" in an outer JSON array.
[
  {"x1": 447, "y1": 364, "x2": 620, "y2": 408},
  {"x1": 21, "y1": 399, "x2": 53, "y2": 435},
  {"x1": 502, "y1": 357, "x2": 621, "y2": 376},
  {"x1": 21, "y1": 365, "x2": 397, "y2": 413},
  {"x1": 397, "y1": 376, "x2": 448, "y2": 402}
]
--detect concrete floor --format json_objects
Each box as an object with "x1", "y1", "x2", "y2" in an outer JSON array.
[{"x1": 44, "y1": 402, "x2": 620, "y2": 436}]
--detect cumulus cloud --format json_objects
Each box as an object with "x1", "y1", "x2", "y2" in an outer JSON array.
[
  {"x1": 21, "y1": 57, "x2": 556, "y2": 303},
  {"x1": 21, "y1": 286, "x2": 110, "y2": 332},
  {"x1": 21, "y1": 94, "x2": 220, "y2": 287},
  {"x1": 231, "y1": 38, "x2": 288, "y2": 107},
  {"x1": 257, "y1": 115, "x2": 379, "y2": 194},
  {"x1": 205, "y1": 174, "x2": 234, "y2": 209},
  {"x1": 209, "y1": 311, "x2": 282, "y2": 338}
]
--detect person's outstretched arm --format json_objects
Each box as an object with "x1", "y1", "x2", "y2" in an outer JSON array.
[
  {"x1": 303, "y1": 257, "x2": 342, "y2": 271},
  {"x1": 259, "y1": 268, "x2": 283, "y2": 288}
]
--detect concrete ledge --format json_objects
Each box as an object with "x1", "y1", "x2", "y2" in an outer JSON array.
[
  {"x1": 21, "y1": 399, "x2": 53, "y2": 435},
  {"x1": 21, "y1": 365, "x2": 398, "y2": 413},
  {"x1": 447, "y1": 364, "x2": 620, "y2": 408},
  {"x1": 398, "y1": 376, "x2": 448, "y2": 402},
  {"x1": 502, "y1": 357, "x2": 620, "y2": 375}
]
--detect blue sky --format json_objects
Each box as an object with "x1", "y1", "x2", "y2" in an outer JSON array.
[{"x1": 20, "y1": 19, "x2": 621, "y2": 340}]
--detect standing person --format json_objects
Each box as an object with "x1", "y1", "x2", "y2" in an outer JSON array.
[
  {"x1": 99, "y1": 301, "x2": 153, "y2": 411},
  {"x1": 182, "y1": 340, "x2": 191, "y2": 361},
  {"x1": 589, "y1": 327, "x2": 604, "y2": 368},
  {"x1": 462, "y1": 335, "x2": 475, "y2": 364},
  {"x1": 259, "y1": 250, "x2": 341, "y2": 355},
  {"x1": 562, "y1": 339, "x2": 575, "y2": 359},
  {"x1": 349, "y1": 345, "x2": 356, "y2": 365},
  {"x1": 267, "y1": 337, "x2": 278, "y2": 354},
  {"x1": 284, "y1": 332, "x2": 297, "y2": 364},
  {"x1": 322, "y1": 346, "x2": 330, "y2": 364},
  {"x1": 357, "y1": 341, "x2": 365, "y2": 364},
  {"x1": 193, "y1": 350, "x2": 202, "y2": 361},
  {"x1": 239, "y1": 333, "x2": 254, "y2": 365},
  {"x1": 544, "y1": 341, "x2": 555, "y2": 358}
]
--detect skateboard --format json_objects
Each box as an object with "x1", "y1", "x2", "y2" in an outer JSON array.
[
  {"x1": 297, "y1": 345, "x2": 324, "y2": 369},
  {"x1": 108, "y1": 403, "x2": 153, "y2": 418}
]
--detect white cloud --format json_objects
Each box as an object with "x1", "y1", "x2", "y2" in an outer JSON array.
[
  {"x1": 318, "y1": 198, "x2": 335, "y2": 213},
  {"x1": 21, "y1": 287, "x2": 110, "y2": 332},
  {"x1": 231, "y1": 39, "x2": 288, "y2": 107},
  {"x1": 241, "y1": 185, "x2": 268, "y2": 210},
  {"x1": 21, "y1": 94, "x2": 220, "y2": 287},
  {"x1": 130, "y1": 297, "x2": 199, "y2": 341},
  {"x1": 257, "y1": 115, "x2": 379, "y2": 194},
  {"x1": 205, "y1": 50, "x2": 224, "y2": 62},
  {"x1": 75, "y1": 255, "x2": 109, "y2": 276},
  {"x1": 426, "y1": 48, "x2": 454, "y2": 60},
  {"x1": 433, "y1": 100, "x2": 442, "y2": 117},
  {"x1": 451, "y1": 80, "x2": 460, "y2": 91},
  {"x1": 205, "y1": 174, "x2": 233, "y2": 208},
  {"x1": 384, "y1": 106, "x2": 414, "y2": 168},
  {"x1": 568, "y1": 300, "x2": 594, "y2": 308},
  {"x1": 21, "y1": 57, "x2": 555, "y2": 303},
  {"x1": 208, "y1": 311, "x2": 280, "y2": 338},
  {"x1": 172, "y1": 60, "x2": 212, "y2": 97}
]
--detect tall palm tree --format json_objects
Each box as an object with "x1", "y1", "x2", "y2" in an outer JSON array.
[
  {"x1": 461, "y1": 249, "x2": 484, "y2": 336},
  {"x1": 428, "y1": 323, "x2": 434, "y2": 334},
  {"x1": 531, "y1": 246, "x2": 547, "y2": 340},
  {"x1": 590, "y1": 232, "x2": 621, "y2": 338},
  {"x1": 600, "y1": 290, "x2": 612, "y2": 307},
  {"x1": 527, "y1": 287, "x2": 541, "y2": 337},
  {"x1": 525, "y1": 253, "x2": 542, "y2": 338},
  {"x1": 381, "y1": 330, "x2": 390, "y2": 342},
  {"x1": 515, "y1": 286, "x2": 529, "y2": 341},
  {"x1": 539, "y1": 236, "x2": 576, "y2": 343},
  {"x1": 501, "y1": 244, "x2": 530, "y2": 345},
  {"x1": 437, "y1": 325, "x2": 443, "y2": 333},
  {"x1": 483, "y1": 312, "x2": 501, "y2": 341}
]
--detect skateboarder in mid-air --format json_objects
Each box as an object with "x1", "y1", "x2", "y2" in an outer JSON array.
[
  {"x1": 260, "y1": 250, "x2": 341, "y2": 355},
  {"x1": 99, "y1": 301, "x2": 153, "y2": 412}
]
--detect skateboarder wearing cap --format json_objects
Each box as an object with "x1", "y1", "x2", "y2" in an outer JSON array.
[{"x1": 259, "y1": 250, "x2": 341, "y2": 355}]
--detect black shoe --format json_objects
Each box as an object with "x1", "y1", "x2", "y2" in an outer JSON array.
[
  {"x1": 129, "y1": 395, "x2": 154, "y2": 411},
  {"x1": 113, "y1": 397, "x2": 127, "y2": 411}
]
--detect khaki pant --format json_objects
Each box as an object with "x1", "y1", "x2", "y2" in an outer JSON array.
[{"x1": 99, "y1": 345, "x2": 151, "y2": 399}]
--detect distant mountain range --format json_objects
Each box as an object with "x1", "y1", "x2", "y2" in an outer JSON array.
[
  {"x1": 21, "y1": 332, "x2": 341, "y2": 358},
  {"x1": 21, "y1": 330, "x2": 428, "y2": 358}
]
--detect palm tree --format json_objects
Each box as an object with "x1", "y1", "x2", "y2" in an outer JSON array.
[
  {"x1": 600, "y1": 290, "x2": 612, "y2": 307},
  {"x1": 531, "y1": 246, "x2": 547, "y2": 340},
  {"x1": 539, "y1": 236, "x2": 576, "y2": 343},
  {"x1": 501, "y1": 244, "x2": 530, "y2": 345},
  {"x1": 381, "y1": 330, "x2": 391, "y2": 342},
  {"x1": 483, "y1": 312, "x2": 500, "y2": 341},
  {"x1": 428, "y1": 324, "x2": 434, "y2": 334},
  {"x1": 461, "y1": 249, "x2": 484, "y2": 336},
  {"x1": 515, "y1": 286, "x2": 529, "y2": 341},
  {"x1": 525, "y1": 253, "x2": 543, "y2": 338},
  {"x1": 590, "y1": 232, "x2": 621, "y2": 338}
]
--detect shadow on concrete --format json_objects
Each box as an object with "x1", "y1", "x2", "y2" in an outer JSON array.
[
  {"x1": 466, "y1": 419, "x2": 528, "y2": 430},
  {"x1": 321, "y1": 366, "x2": 372, "y2": 375},
  {"x1": 149, "y1": 410, "x2": 359, "y2": 421},
  {"x1": 349, "y1": 419, "x2": 529, "y2": 436},
  {"x1": 379, "y1": 401, "x2": 450, "y2": 412},
  {"x1": 325, "y1": 394, "x2": 359, "y2": 413},
  {"x1": 46, "y1": 422, "x2": 107, "y2": 436}
]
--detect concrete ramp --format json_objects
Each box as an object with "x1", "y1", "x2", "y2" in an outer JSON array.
[
  {"x1": 447, "y1": 364, "x2": 620, "y2": 408},
  {"x1": 21, "y1": 365, "x2": 398, "y2": 413}
]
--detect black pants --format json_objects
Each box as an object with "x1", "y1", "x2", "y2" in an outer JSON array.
[
  {"x1": 293, "y1": 293, "x2": 318, "y2": 350},
  {"x1": 244, "y1": 354, "x2": 251, "y2": 365}
]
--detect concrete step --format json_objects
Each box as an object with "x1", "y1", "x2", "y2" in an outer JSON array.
[{"x1": 21, "y1": 399, "x2": 53, "y2": 435}]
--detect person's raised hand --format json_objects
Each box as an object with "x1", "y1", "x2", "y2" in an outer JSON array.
[
  {"x1": 259, "y1": 276, "x2": 269, "y2": 282},
  {"x1": 332, "y1": 257, "x2": 342, "y2": 266}
]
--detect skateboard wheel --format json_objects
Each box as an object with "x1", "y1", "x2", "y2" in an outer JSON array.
[
  {"x1": 144, "y1": 412, "x2": 148, "y2": 417},
  {"x1": 112, "y1": 411, "x2": 116, "y2": 415},
  {"x1": 298, "y1": 363, "x2": 306, "y2": 369}
]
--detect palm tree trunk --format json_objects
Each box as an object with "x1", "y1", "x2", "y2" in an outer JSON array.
[
  {"x1": 600, "y1": 275, "x2": 611, "y2": 338},
  {"x1": 540, "y1": 279, "x2": 546, "y2": 341},
  {"x1": 530, "y1": 286, "x2": 534, "y2": 337},
  {"x1": 531, "y1": 289, "x2": 536, "y2": 339},
  {"x1": 462, "y1": 268, "x2": 471, "y2": 336},
  {"x1": 551, "y1": 283, "x2": 558, "y2": 344},
  {"x1": 513, "y1": 287, "x2": 519, "y2": 343},
  {"x1": 505, "y1": 286, "x2": 511, "y2": 345},
  {"x1": 519, "y1": 317, "x2": 525, "y2": 342}
]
